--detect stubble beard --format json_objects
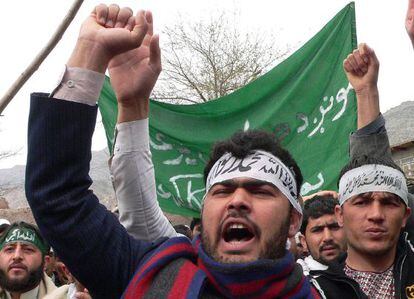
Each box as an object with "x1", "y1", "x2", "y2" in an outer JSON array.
[
  {"x1": 201, "y1": 216, "x2": 291, "y2": 264},
  {"x1": 316, "y1": 242, "x2": 343, "y2": 265},
  {"x1": 350, "y1": 239, "x2": 397, "y2": 261}
]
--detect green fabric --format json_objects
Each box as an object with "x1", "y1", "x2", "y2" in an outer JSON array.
[
  {"x1": 99, "y1": 3, "x2": 357, "y2": 217},
  {"x1": 1, "y1": 227, "x2": 48, "y2": 255}
]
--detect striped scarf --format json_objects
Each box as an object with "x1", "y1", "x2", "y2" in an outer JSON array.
[{"x1": 123, "y1": 236, "x2": 320, "y2": 298}]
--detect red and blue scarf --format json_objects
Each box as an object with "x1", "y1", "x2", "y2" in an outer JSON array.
[{"x1": 123, "y1": 236, "x2": 320, "y2": 298}]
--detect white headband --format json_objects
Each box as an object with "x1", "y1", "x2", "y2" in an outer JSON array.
[
  {"x1": 338, "y1": 164, "x2": 408, "y2": 206},
  {"x1": 205, "y1": 150, "x2": 302, "y2": 214}
]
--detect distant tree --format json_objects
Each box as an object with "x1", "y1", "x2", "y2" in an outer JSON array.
[
  {"x1": 0, "y1": 151, "x2": 15, "y2": 161},
  {"x1": 153, "y1": 12, "x2": 290, "y2": 104}
]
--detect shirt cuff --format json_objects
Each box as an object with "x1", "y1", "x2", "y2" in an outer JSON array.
[
  {"x1": 353, "y1": 114, "x2": 386, "y2": 136},
  {"x1": 114, "y1": 119, "x2": 149, "y2": 153},
  {"x1": 51, "y1": 66, "x2": 105, "y2": 106}
]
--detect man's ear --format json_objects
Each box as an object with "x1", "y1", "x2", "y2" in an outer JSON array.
[
  {"x1": 43, "y1": 255, "x2": 51, "y2": 271},
  {"x1": 299, "y1": 233, "x2": 308, "y2": 253},
  {"x1": 335, "y1": 204, "x2": 344, "y2": 227},
  {"x1": 288, "y1": 209, "x2": 302, "y2": 238},
  {"x1": 56, "y1": 261, "x2": 74, "y2": 284},
  {"x1": 401, "y1": 206, "x2": 411, "y2": 228}
]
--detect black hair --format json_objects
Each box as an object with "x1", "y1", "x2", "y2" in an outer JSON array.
[
  {"x1": 300, "y1": 195, "x2": 339, "y2": 234},
  {"x1": 190, "y1": 218, "x2": 201, "y2": 231},
  {"x1": 203, "y1": 130, "x2": 303, "y2": 195},
  {"x1": 407, "y1": 179, "x2": 414, "y2": 194},
  {"x1": 173, "y1": 224, "x2": 192, "y2": 239}
]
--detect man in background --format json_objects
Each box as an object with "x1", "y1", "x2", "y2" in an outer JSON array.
[
  {"x1": 0, "y1": 222, "x2": 56, "y2": 298},
  {"x1": 298, "y1": 195, "x2": 346, "y2": 275}
]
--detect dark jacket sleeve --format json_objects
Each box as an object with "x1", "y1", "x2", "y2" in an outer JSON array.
[
  {"x1": 406, "y1": 194, "x2": 414, "y2": 238},
  {"x1": 25, "y1": 93, "x2": 163, "y2": 299},
  {"x1": 349, "y1": 114, "x2": 391, "y2": 160}
]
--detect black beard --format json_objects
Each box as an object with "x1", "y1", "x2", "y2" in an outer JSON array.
[
  {"x1": 261, "y1": 216, "x2": 290, "y2": 260},
  {"x1": 201, "y1": 213, "x2": 291, "y2": 263},
  {"x1": 0, "y1": 264, "x2": 43, "y2": 293}
]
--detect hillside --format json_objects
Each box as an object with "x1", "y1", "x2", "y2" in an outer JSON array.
[{"x1": 383, "y1": 101, "x2": 414, "y2": 146}]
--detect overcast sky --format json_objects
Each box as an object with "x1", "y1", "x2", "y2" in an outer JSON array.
[{"x1": 0, "y1": 0, "x2": 412, "y2": 169}]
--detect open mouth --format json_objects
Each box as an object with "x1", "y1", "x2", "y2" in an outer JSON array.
[{"x1": 223, "y1": 223, "x2": 255, "y2": 243}]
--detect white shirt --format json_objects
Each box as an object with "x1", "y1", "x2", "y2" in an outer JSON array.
[
  {"x1": 53, "y1": 66, "x2": 177, "y2": 241},
  {"x1": 5, "y1": 286, "x2": 39, "y2": 299}
]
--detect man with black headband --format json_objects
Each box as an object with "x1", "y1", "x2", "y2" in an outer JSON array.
[
  {"x1": 0, "y1": 222, "x2": 56, "y2": 298},
  {"x1": 25, "y1": 4, "x2": 321, "y2": 298}
]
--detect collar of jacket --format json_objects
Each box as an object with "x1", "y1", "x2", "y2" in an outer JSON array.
[
  {"x1": 393, "y1": 231, "x2": 414, "y2": 299},
  {"x1": 311, "y1": 232, "x2": 413, "y2": 299}
]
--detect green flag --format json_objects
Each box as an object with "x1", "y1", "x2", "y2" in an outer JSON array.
[{"x1": 99, "y1": 3, "x2": 357, "y2": 217}]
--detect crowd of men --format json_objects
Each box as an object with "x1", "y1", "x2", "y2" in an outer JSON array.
[{"x1": 0, "y1": 1, "x2": 414, "y2": 298}]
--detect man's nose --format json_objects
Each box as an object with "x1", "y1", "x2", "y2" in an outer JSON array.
[
  {"x1": 367, "y1": 201, "x2": 385, "y2": 223},
  {"x1": 322, "y1": 227, "x2": 334, "y2": 243},
  {"x1": 226, "y1": 188, "x2": 252, "y2": 213},
  {"x1": 12, "y1": 244, "x2": 23, "y2": 261}
]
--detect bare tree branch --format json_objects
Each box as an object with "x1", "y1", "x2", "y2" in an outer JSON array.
[
  {"x1": 151, "y1": 95, "x2": 200, "y2": 104},
  {"x1": 0, "y1": 0, "x2": 85, "y2": 115},
  {"x1": 0, "y1": 148, "x2": 21, "y2": 161},
  {"x1": 153, "y1": 11, "x2": 290, "y2": 104}
]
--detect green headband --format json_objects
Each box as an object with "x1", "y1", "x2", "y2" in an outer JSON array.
[{"x1": 0, "y1": 227, "x2": 48, "y2": 255}]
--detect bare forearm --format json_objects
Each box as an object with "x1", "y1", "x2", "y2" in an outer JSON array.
[
  {"x1": 356, "y1": 86, "x2": 380, "y2": 129},
  {"x1": 117, "y1": 100, "x2": 149, "y2": 123},
  {"x1": 67, "y1": 40, "x2": 110, "y2": 74}
]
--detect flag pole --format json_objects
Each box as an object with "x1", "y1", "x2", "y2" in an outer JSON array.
[{"x1": 0, "y1": 0, "x2": 85, "y2": 115}]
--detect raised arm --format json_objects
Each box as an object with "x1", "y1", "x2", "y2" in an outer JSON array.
[
  {"x1": 344, "y1": 43, "x2": 414, "y2": 236},
  {"x1": 405, "y1": 0, "x2": 414, "y2": 236},
  {"x1": 343, "y1": 43, "x2": 391, "y2": 160},
  {"x1": 108, "y1": 12, "x2": 176, "y2": 240},
  {"x1": 26, "y1": 6, "x2": 164, "y2": 298},
  {"x1": 110, "y1": 122, "x2": 178, "y2": 240},
  {"x1": 343, "y1": 43, "x2": 380, "y2": 129}
]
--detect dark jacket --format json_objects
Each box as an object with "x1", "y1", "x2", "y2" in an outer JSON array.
[
  {"x1": 309, "y1": 254, "x2": 367, "y2": 299},
  {"x1": 310, "y1": 232, "x2": 414, "y2": 299},
  {"x1": 393, "y1": 232, "x2": 414, "y2": 299}
]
